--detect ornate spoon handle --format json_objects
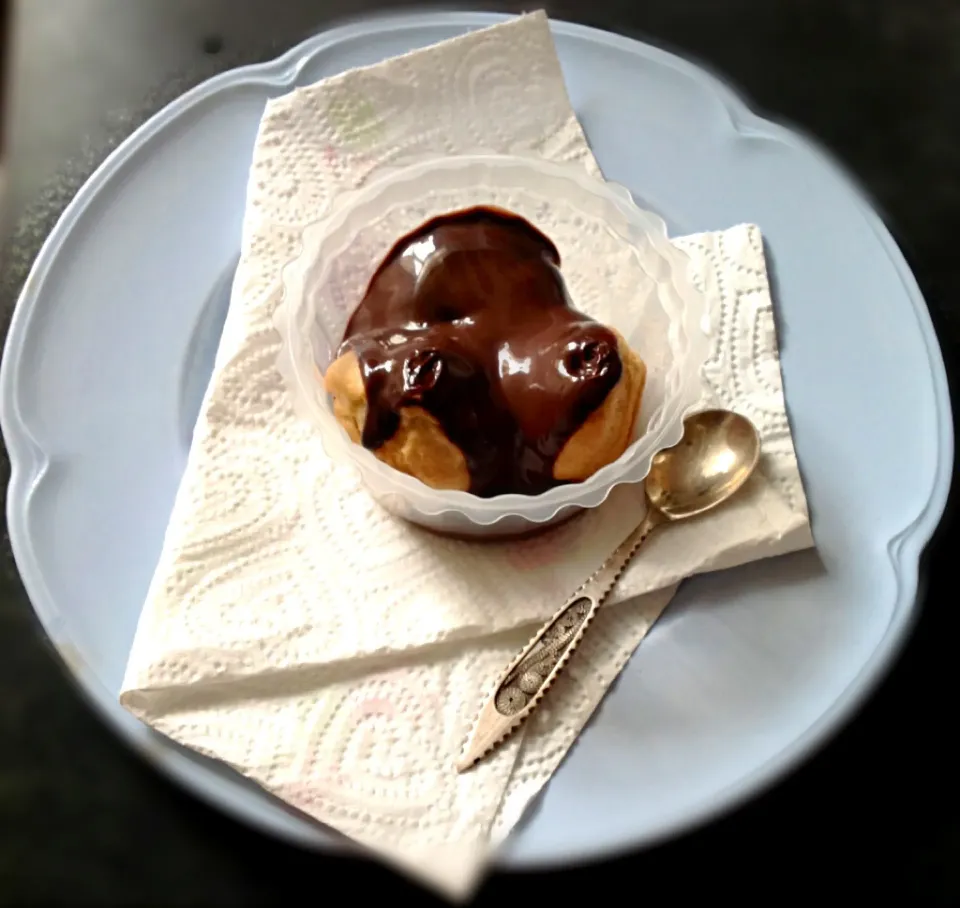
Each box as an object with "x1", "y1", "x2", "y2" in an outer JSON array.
[{"x1": 457, "y1": 508, "x2": 665, "y2": 772}]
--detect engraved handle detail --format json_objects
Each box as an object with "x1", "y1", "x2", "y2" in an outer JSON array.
[{"x1": 457, "y1": 507, "x2": 664, "y2": 771}]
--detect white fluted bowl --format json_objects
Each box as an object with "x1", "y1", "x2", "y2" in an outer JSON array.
[{"x1": 276, "y1": 154, "x2": 709, "y2": 537}]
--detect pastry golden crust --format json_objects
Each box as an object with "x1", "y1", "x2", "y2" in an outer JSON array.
[
  {"x1": 323, "y1": 351, "x2": 470, "y2": 491},
  {"x1": 552, "y1": 332, "x2": 646, "y2": 482},
  {"x1": 323, "y1": 332, "x2": 645, "y2": 493}
]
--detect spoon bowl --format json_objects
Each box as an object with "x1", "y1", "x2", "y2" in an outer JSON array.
[{"x1": 646, "y1": 409, "x2": 761, "y2": 521}]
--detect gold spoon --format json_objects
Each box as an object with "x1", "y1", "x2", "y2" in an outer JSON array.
[{"x1": 457, "y1": 409, "x2": 761, "y2": 772}]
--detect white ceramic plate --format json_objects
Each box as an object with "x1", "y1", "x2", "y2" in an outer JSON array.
[{"x1": 0, "y1": 12, "x2": 952, "y2": 867}]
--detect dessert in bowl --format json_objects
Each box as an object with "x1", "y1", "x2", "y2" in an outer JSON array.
[
  {"x1": 325, "y1": 206, "x2": 648, "y2": 497},
  {"x1": 276, "y1": 154, "x2": 709, "y2": 537}
]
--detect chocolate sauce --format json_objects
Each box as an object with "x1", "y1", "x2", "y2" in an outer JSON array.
[{"x1": 340, "y1": 206, "x2": 622, "y2": 497}]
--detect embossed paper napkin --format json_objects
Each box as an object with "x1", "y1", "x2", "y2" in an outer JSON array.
[{"x1": 120, "y1": 12, "x2": 813, "y2": 900}]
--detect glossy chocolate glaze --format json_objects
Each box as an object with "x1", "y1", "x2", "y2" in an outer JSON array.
[{"x1": 340, "y1": 206, "x2": 622, "y2": 497}]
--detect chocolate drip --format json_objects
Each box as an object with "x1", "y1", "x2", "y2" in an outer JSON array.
[{"x1": 340, "y1": 207, "x2": 622, "y2": 497}]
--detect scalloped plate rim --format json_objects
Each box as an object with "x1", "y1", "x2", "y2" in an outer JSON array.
[{"x1": 0, "y1": 10, "x2": 953, "y2": 870}]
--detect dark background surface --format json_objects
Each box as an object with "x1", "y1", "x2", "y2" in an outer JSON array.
[{"x1": 1, "y1": 1, "x2": 958, "y2": 905}]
